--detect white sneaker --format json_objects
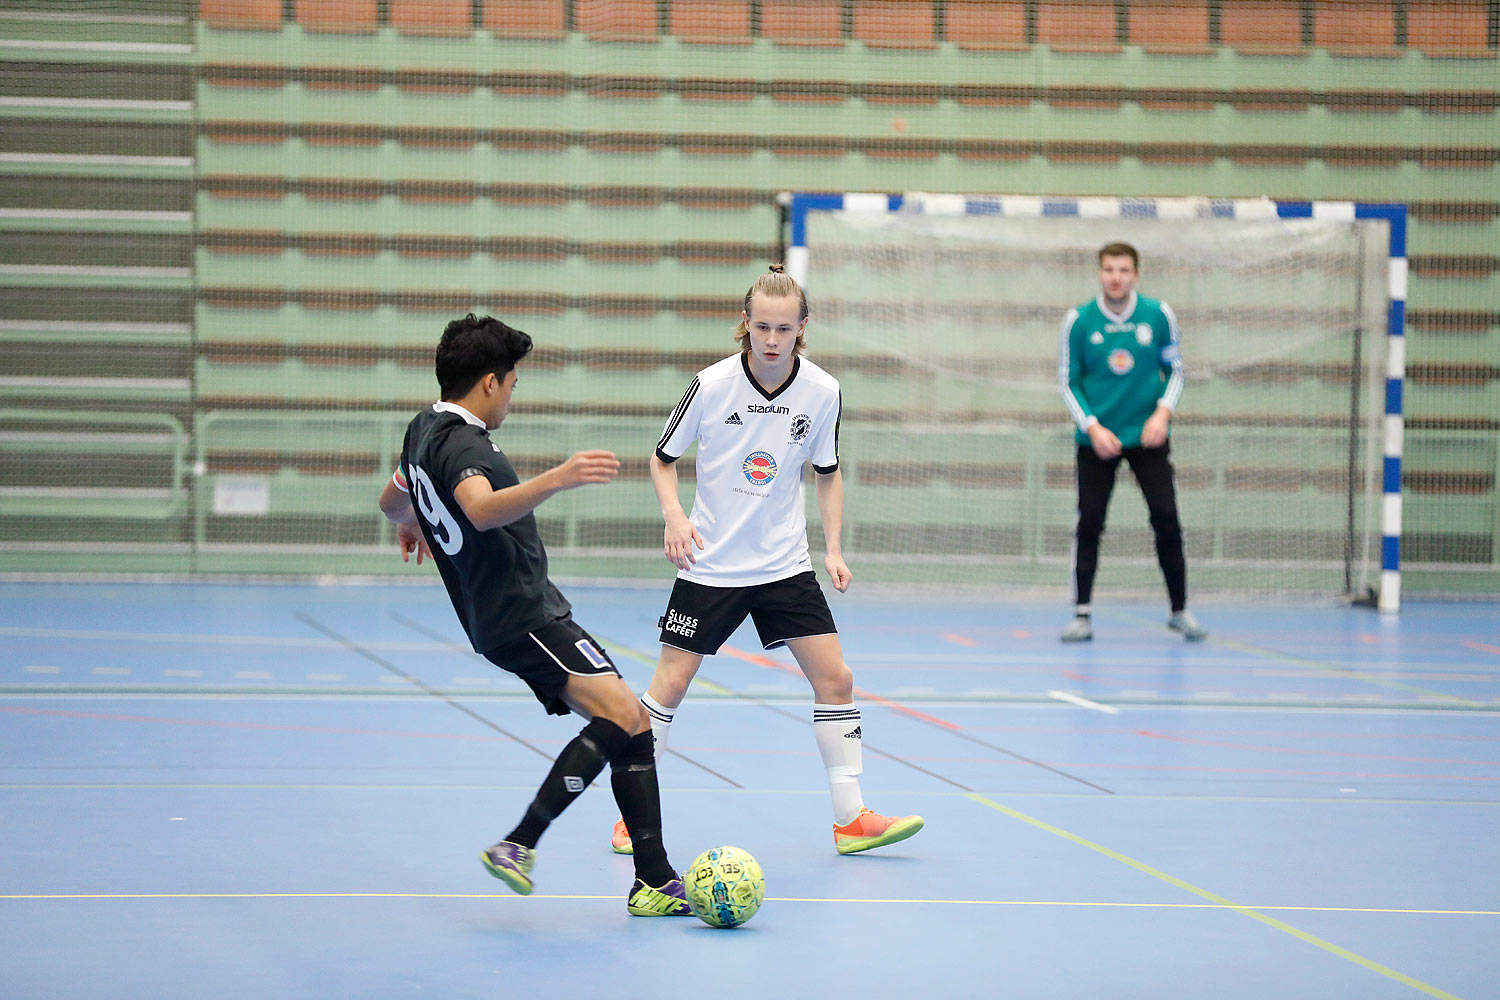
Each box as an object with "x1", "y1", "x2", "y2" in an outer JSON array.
[
  {"x1": 1167, "y1": 610, "x2": 1207, "y2": 642},
  {"x1": 1060, "y1": 616, "x2": 1093, "y2": 642}
]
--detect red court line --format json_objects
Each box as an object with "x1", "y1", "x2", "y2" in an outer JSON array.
[
  {"x1": 718, "y1": 643, "x2": 963, "y2": 731},
  {"x1": 1134, "y1": 729, "x2": 1500, "y2": 767},
  {"x1": 1463, "y1": 640, "x2": 1500, "y2": 655},
  {"x1": 939, "y1": 632, "x2": 978, "y2": 648}
]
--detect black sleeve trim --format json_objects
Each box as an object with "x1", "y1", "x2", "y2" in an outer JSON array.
[
  {"x1": 655, "y1": 447, "x2": 680, "y2": 464},
  {"x1": 455, "y1": 466, "x2": 489, "y2": 483},
  {"x1": 657, "y1": 376, "x2": 701, "y2": 452},
  {"x1": 813, "y1": 462, "x2": 839, "y2": 475}
]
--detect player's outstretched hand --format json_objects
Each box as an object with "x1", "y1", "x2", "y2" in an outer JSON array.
[
  {"x1": 556, "y1": 450, "x2": 621, "y2": 489},
  {"x1": 663, "y1": 511, "x2": 704, "y2": 570},
  {"x1": 1087, "y1": 423, "x2": 1123, "y2": 460},
  {"x1": 396, "y1": 520, "x2": 430, "y2": 565},
  {"x1": 825, "y1": 553, "x2": 852, "y2": 593}
]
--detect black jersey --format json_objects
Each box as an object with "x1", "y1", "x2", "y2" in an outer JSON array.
[{"x1": 397, "y1": 402, "x2": 570, "y2": 653}]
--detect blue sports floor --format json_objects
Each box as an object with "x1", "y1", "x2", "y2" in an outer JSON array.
[{"x1": 2, "y1": 581, "x2": 1498, "y2": 999}]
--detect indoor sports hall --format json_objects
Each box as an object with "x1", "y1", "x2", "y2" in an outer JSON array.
[{"x1": 2, "y1": 3, "x2": 1497, "y2": 998}]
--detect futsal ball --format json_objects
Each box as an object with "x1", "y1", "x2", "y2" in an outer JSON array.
[{"x1": 683, "y1": 845, "x2": 765, "y2": 928}]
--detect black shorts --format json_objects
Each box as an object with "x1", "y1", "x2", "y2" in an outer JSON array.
[
  {"x1": 658, "y1": 571, "x2": 837, "y2": 656},
  {"x1": 483, "y1": 616, "x2": 620, "y2": 717}
]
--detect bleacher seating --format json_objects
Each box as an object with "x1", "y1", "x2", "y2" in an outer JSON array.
[{"x1": 1, "y1": 0, "x2": 1495, "y2": 577}]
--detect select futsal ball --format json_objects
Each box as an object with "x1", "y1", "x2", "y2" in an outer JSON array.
[{"x1": 683, "y1": 845, "x2": 764, "y2": 928}]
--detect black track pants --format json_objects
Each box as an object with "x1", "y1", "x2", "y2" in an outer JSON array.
[{"x1": 1071, "y1": 441, "x2": 1187, "y2": 612}]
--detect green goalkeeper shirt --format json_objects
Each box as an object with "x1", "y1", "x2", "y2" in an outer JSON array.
[{"x1": 1059, "y1": 291, "x2": 1185, "y2": 448}]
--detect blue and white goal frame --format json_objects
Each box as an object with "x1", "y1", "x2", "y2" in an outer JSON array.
[{"x1": 782, "y1": 193, "x2": 1408, "y2": 612}]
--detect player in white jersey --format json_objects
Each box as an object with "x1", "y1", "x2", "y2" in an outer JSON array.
[{"x1": 612, "y1": 265, "x2": 925, "y2": 857}]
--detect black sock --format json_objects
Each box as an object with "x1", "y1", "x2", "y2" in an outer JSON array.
[
  {"x1": 506, "y1": 717, "x2": 630, "y2": 849},
  {"x1": 610, "y1": 731, "x2": 676, "y2": 887}
]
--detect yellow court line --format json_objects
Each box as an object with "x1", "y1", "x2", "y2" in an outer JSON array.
[
  {"x1": 966, "y1": 792, "x2": 1466, "y2": 1000},
  {"x1": 1, "y1": 892, "x2": 1495, "y2": 917}
]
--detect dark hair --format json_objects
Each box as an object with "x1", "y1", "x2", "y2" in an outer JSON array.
[
  {"x1": 1098, "y1": 242, "x2": 1140, "y2": 269},
  {"x1": 733, "y1": 264, "x2": 809, "y2": 354},
  {"x1": 435, "y1": 313, "x2": 533, "y2": 400}
]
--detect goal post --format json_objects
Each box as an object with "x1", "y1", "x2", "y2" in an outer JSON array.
[{"x1": 782, "y1": 193, "x2": 1406, "y2": 611}]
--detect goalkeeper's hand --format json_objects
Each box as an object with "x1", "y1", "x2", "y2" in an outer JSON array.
[{"x1": 1087, "y1": 422, "x2": 1123, "y2": 459}]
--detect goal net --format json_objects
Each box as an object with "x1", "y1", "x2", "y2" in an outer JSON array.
[{"x1": 786, "y1": 194, "x2": 1397, "y2": 603}]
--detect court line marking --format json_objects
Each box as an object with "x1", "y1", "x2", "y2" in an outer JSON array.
[
  {"x1": 720, "y1": 642, "x2": 964, "y2": 732},
  {"x1": 1, "y1": 892, "x2": 1494, "y2": 916},
  {"x1": 0, "y1": 624, "x2": 455, "y2": 651},
  {"x1": 388, "y1": 612, "x2": 743, "y2": 789},
  {"x1": 1100, "y1": 612, "x2": 1488, "y2": 710},
  {"x1": 2, "y1": 784, "x2": 1497, "y2": 807},
  {"x1": 596, "y1": 632, "x2": 975, "y2": 792},
  {"x1": 1048, "y1": 690, "x2": 1120, "y2": 715},
  {"x1": 966, "y1": 792, "x2": 1465, "y2": 1000},
  {"x1": 295, "y1": 613, "x2": 555, "y2": 764},
  {"x1": 703, "y1": 644, "x2": 1114, "y2": 793}
]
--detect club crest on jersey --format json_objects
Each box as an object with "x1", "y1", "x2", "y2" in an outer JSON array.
[
  {"x1": 742, "y1": 451, "x2": 778, "y2": 485},
  {"x1": 1135, "y1": 323, "x2": 1153, "y2": 346},
  {"x1": 789, "y1": 413, "x2": 811, "y2": 443},
  {"x1": 1107, "y1": 348, "x2": 1135, "y2": 374}
]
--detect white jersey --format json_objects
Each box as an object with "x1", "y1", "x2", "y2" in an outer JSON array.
[{"x1": 656, "y1": 352, "x2": 842, "y2": 587}]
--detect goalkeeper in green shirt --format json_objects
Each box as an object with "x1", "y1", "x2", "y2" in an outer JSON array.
[{"x1": 1057, "y1": 242, "x2": 1206, "y2": 643}]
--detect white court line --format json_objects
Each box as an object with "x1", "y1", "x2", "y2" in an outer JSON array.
[
  {"x1": 1047, "y1": 690, "x2": 1119, "y2": 714},
  {"x1": 162, "y1": 669, "x2": 201, "y2": 678},
  {"x1": 22, "y1": 665, "x2": 60, "y2": 674},
  {"x1": 90, "y1": 667, "x2": 130, "y2": 676},
  {"x1": 305, "y1": 673, "x2": 345, "y2": 682},
  {"x1": 0, "y1": 625, "x2": 462, "y2": 653},
  {"x1": 234, "y1": 671, "x2": 272, "y2": 680}
]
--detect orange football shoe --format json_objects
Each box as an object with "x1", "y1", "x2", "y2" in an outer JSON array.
[
  {"x1": 611, "y1": 817, "x2": 633, "y2": 856},
  {"x1": 833, "y1": 807, "x2": 925, "y2": 855}
]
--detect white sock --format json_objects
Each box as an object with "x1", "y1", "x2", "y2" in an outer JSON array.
[
  {"x1": 813, "y1": 702, "x2": 864, "y2": 826},
  {"x1": 639, "y1": 693, "x2": 674, "y2": 763}
]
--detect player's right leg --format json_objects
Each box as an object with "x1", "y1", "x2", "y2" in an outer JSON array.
[
  {"x1": 478, "y1": 619, "x2": 685, "y2": 912},
  {"x1": 1065, "y1": 446, "x2": 1121, "y2": 641},
  {"x1": 612, "y1": 578, "x2": 744, "y2": 854}
]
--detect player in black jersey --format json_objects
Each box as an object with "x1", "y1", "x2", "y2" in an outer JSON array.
[{"x1": 378, "y1": 313, "x2": 690, "y2": 916}]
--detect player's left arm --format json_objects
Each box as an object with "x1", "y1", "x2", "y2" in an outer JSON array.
[
  {"x1": 378, "y1": 468, "x2": 430, "y2": 564},
  {"x1": 1143, "y1": 303, "x2": 1185, "y2": 448},
  {"x1": 815, "y1": 468, "x2": 851, "y2": 593}
]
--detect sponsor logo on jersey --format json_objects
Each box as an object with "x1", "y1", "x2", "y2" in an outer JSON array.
[
  {"x1": 1105, "y1": 322, "x2": 1134, "y2": 333},
  {"x1": 748, "y1": 403, "x2": 790, "y2": 415},
  {"x1": 1136, "y1": 323, "x2": 1153, "y2": 345},
  {"x1": 1090, "y1": 331, "x2": 1104, "y2": 344},
  {"x1": 725, "y1": 411, "x2": 742, "y2": 425},
  {"x1": 1107, "y1": 348, "x2": 1135, "y2": 375},
  {"x1": 661, "y1": 609, "x2": 698, "y2": 638},
  {"x1": 789, "y1": 413, "x2": 812, "y2": 443},
  {"x1": 742, "y1": 451, "x2": 778, "y2": 485}
]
